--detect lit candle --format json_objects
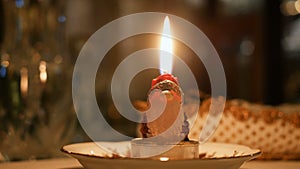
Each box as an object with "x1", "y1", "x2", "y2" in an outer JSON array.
[
  {"x1": 131, "y1": 16, "x2": 198, "y2": 160},
  {"x1": 140, "y1": 16, "x2": 188, "y2": 141}
]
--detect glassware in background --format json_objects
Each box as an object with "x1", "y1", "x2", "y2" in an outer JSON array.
[{"x1": 0, "y1": 0, "x2": 76, "y2": 161}]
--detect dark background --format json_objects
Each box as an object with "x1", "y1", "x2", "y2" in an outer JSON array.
[{"x1": 63, "y1": 0, "x2": 300, "y2": 105}]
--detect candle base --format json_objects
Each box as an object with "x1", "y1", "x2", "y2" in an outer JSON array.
[{"x1": 131, "y1": 138, "x2": 199, "y2": 160}]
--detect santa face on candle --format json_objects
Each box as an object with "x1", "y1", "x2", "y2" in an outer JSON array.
[
  {"x1": 140, "y1": 73, "x2": 189, "y2": 142},
  {"x1": 139, "y1": 16, "x2": 189, "y2": 142}
]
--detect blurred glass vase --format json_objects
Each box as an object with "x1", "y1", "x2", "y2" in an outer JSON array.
[{"x1": 0, "y1": 0, "x2": 76, "y2": 161}]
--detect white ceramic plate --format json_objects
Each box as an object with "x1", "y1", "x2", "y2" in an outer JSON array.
[{"x1": 61, "y1": 141, "x2": 261, "y2": 169}]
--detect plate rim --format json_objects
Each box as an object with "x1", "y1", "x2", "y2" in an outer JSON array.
[{"x1": 61, "y1": 141, "x2": 261, "y2": 161}]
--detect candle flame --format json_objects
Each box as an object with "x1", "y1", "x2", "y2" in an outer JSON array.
[{"x1": 160, "y1": 16, "x2": 173, "y2": 74}]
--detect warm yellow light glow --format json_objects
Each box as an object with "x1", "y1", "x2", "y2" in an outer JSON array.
[
  {"x1": 1, "y1": 61, "x2": 9, "y2": 67},
  {"x1": 160, "y1": 16, "x2": 173, "y2": 74},
  {"x1": 20, "y1": 67, "x2": 28, "y2": 97},
  {"x1": 159, "y1": 157, "x2": 169, "y2": 162},
  {"x1": 39, "y1": 61, "x2": 47, "y2": 83},
  {"x1": 295, "y1": 0, "x2": 300, "y2": 13},
  {"x1": 1, "y1": 53, "x2": 10, "y2": 67},
  {"x1": 281, "y1": 0, "x2": 298, "y2": 16}
]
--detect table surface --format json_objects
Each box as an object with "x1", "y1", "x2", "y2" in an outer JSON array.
[{"x1": 0, "y1": 157, "x2": 299, "y2": 169}]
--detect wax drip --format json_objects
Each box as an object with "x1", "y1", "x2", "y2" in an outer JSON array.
[
  {"x1": 182, "y1": 112, "x2": 190, "y2": 141},
  {"x1": 140, "y1": 114, "x2": 151, "y2": 138}
]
